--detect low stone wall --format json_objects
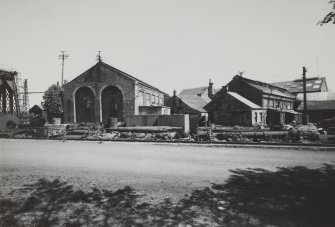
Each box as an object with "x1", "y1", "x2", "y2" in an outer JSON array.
[
  {"x1": 125, "y1": 114, "x2": 189, "y2": 133},
  {"x1": 158, "y1": 115, "x2": 189, "y2": 133},
  {"x1": 125, "y1": 115, "x2": 159, "y2": 127}
]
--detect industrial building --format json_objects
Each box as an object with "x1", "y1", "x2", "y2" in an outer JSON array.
[{"x1": 63, "y1": 61, "x2": 168, "y2": 123}]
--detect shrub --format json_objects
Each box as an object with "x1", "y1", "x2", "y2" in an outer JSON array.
[{"x1": 288, "y1": 124, "x2": 320, "y2": 142}]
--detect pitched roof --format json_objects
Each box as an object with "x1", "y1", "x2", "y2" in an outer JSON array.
[
  {"x1": 65, "y1": 61, "x2": 168, "y2": 95},
  {"x1": 233, "y1": 75, "x2": 296, "y2": 99},
  {"x1": 296, "y1": 92, "x2": 335, "y2": 101},
  {"x1": 179, "y1": 86, "x2": 208, "y2": 96},
  {"x1": 178, "y1": 86, "x2": 218, "y2": 97},
  {"x1": 180, "y1": 96, "x2": 209, "y2": 113},
  {"x1": 227, "y1": 91, "x2": 262, "y2": 109},
  {"x1": 271, "y1": 77, "x2": 327, "y2": 93},
  {"x1": 176, "y1": 85, "x2": 219, "y2": 113}
]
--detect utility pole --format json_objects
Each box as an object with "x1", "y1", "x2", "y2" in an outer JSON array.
[
  {"x1": 302, "y1": 66, "x2": 309, "y2": 125},
  {"x1": 58, "y1": 51, "x2": 69, "y2": 87}
]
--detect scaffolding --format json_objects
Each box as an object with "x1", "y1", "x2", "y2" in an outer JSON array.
[
  {"x1": 0, "y1": 69, "x2": 21, "y2": 117},
  {"x1": 15, "y1": 73, "x2": 31, "y2": 121}
]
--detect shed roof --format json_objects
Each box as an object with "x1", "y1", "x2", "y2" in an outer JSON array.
[
  {"x1": 271, "y1": 77, "x2": 327, "y2": 93},
  {"x1": 227, "y1": 91, "x2": 262, "y2": 109},
  {"x1": 296, "y1": 92, "x2": 335, "y2": 101},
  {"x1": 297, "y1": 100, "x2": 335, "y2": 111}
]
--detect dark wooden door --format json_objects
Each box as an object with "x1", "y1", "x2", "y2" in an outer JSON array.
[
  {"x1": 75, "y1": 87, "x2": 95, "y2": 123},
  {"x1": 101, "y1": 86, "x2": 123, "y2": 122}
]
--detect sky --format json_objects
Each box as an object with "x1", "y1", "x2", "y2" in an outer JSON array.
[{"x1": 0, "y1": 0, "x2": 334, "y2": 106}]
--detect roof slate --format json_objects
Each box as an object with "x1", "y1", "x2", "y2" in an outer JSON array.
[
  {"x1": 178, "y1": 87, "x2": 209, "y2": 96},
  {"x1": 233, "y1": 75, "x2": 296, "y2": 99},
  {"x1": 271, "y1": 77, "x2": 327, "y2": 93},
  {"x1": 227, "y1": 92, "x2": 262, "y2": 109},
  {"x1": 180, "y1": 96, "x2": 209, "y2": 113},
  {"x1": 65, "y1": 61, "x2": 168, "y2": 95},
  {"x1": 247, "y1": 83, "x2": 296, "y2": 99},
  {"x1": 177, "y1": 85, "x2": 219, "y2": 113}
]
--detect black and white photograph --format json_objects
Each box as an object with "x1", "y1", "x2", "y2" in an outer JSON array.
[{"x1": 0, "y1": 0, "x2": 335, "y2": 226}]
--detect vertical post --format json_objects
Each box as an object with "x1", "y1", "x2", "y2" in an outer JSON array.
[
  {"x1": 208, "y1": 79, "x2": 213, "y2": 99},
  {"x1": 302, "y1": 66, "x2": 309, "y2": 125},
  {"x1": 172, "y1": 89, "x2": 177, "y2": 114},
  {"x1": 58, "y1": 51, "x2": 69, "y2": 87},
  {"x1": 9, "y1": 91, "x2": 13, "y2": 113},
  {"x1": 2, "y1": 83, "x2": 7, "y2": 114}
]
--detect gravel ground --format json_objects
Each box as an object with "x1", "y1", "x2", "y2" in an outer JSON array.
[{"x1": 1, "y1": 139, "x2": 335, "y2": 226}]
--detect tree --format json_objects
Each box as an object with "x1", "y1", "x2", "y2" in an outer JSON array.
[
  {"x1": 318, "y1": 0, "x2": 335, "y2": 25},
  {"x1": 42, "y1": 84, "x2": 63, "y2": 122}
]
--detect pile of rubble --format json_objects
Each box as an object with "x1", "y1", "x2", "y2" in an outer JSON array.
[
  {"x1": 64, "y1": 125, "x2": 193, "y2": 141},
  {"x1": 1, "y1": 122, "x2": 331, "y2": 144}
]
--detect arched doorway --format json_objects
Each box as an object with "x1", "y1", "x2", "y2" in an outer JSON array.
[
  {"x1": 75, "y1": 87, "x2": 95, "y2": 123},
  {"x1": 101, "y1": 86, "x2": 123, "y2": 122}
]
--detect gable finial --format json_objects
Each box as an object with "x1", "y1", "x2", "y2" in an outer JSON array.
[
  {"x1": 97, "y1": 51, "x2": 102, "y2": 62},
  {"x1": 238, "y1": 70, "x2": 244, "y2": 77}
]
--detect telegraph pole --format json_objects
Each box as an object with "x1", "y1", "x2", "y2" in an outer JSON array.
[
  {"x1": 58, "y1": 51, "x2": 69, "y2": 87},
  {"x1": 302, "y1": 66, "x2": 309, "y2": 125}
]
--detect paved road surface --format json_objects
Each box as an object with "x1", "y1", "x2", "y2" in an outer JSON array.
[{"x1": 1, "y1": 139, "x2": 335, "y2": 200}]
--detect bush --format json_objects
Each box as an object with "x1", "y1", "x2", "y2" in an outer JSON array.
[
  {"x1": 42, "y1": 85, "x2": 63, "y2": 123},
  {"x1": 288, "y1": 124, "x2": 320, "y2": 142}
]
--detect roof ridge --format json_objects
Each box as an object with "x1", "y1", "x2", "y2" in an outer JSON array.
[
  {"x1": 100, "y1": 61, "x2": 169, "y2": 95},
  {"x1": 235, "y1": 75, "x2": 290, "y2": 93}
]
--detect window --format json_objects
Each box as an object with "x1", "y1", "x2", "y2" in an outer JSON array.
[
  {"x1": 260, "y1": 112, "x2": 263, "y2": 123},
  {"x1": 262, "y1": 99, "x2": 268, "y2": 107},
  {"x1": 254, "y1": 112, "x2": 258, "y2": 123},
  {"x1": 269, "y1": 99, "x2": 274, "y2": 108},
  {"x1": 146, "y1": 93, "x2": 150, "y2": 106}
]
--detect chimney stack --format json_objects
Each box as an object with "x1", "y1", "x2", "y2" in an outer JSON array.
[
  {"x1": 222, "y1": 85, "x2": 229, "y2": 92},
  {"x1": 172, "y1": 89, "x2": 177, "y2": 114},
  {"x1": 208, "y1": 79, "x2": 214, "y2": 99}
]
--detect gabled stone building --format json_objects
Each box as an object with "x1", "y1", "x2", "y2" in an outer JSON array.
[
  {"x1": 205, "y1": 86, "x2": 266, "y2": 126},
  {"x1": 63, "y1": 61, "x2": 168, "y2": 123}
]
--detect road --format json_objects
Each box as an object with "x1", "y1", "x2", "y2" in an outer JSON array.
[
  {"x1": 1, "y1": 139, "x2": 334, "y2": 200},
  {"x1": 1, "y1": 139, "x2": 335, "y2": 226}
]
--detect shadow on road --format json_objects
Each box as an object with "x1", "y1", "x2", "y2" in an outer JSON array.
[{"x1": 1, "y1": 164, "x2": 335, "y2": 226}]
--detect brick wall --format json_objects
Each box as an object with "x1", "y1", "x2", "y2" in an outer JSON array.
[{"x1": 63, "y1": 62, "x2": 166, "y2": 123}]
